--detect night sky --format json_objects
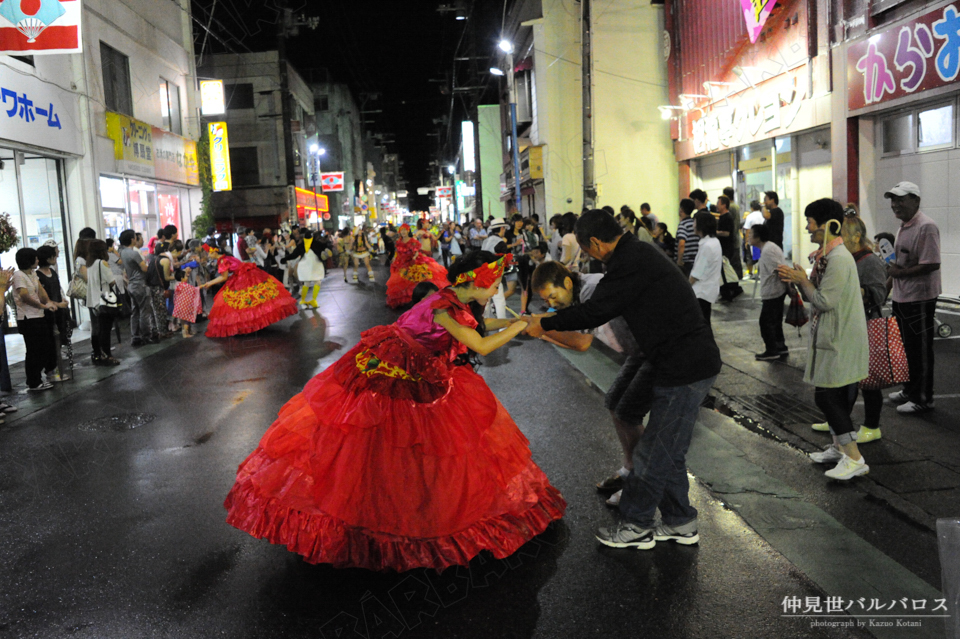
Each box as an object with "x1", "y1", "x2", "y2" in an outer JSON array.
[{"x1": 191, "y1": 0, "x2": 504, "y2": 211}]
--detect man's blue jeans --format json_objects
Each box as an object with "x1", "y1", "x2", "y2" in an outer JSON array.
[{"x1": 618, "y1": 375, "x2": 716, "y2": 529}]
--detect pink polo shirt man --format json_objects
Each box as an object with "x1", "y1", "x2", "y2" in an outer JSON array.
[{"x1": 892, "y1": 210, "x2": 941, "y2": 303}]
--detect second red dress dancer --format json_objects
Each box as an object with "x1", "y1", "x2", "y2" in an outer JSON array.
[
  {"x1": 202, "y1": 255, "x2": 299, "y2": 337},
  {"x1": 385, "y1": 224, "x2": 448, "y2": 308},
  {"x1": 224, "y1": 251, "x2": 565, "y2": 572}
]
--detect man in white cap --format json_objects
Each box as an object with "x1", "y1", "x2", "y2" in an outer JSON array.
[
  {"x1": 884, "y1": 181, "x2": 940, "y2": 414},
  {"x1": 481, "y1": 218, "x2": 510, "y2": 318},
  {"x1": 481, "y1": 217, "x2": 508, "y2": 253}
]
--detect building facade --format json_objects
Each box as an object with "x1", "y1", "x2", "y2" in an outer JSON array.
[
  {"x1": 311, "y1": 80, "x2": 363, "y2": 229},
  {"x1": 495, "y1": 0, "x2": 676, "y2": 224},
  {"x1": 665, "y1": 0, "x2": 834, "y2": 262},
  {"x1": 0, "y1": 0, "x2": 200, "y2": 327},
  {"x1": 835, "y1": 0, "x2": 960, "y2": 295},
  {"x1": 199, "y1": 51, "x2": 316, "y2": 231}
]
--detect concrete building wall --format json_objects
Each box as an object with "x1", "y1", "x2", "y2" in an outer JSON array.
[
  {"x1": 592, "y1": 0, "x2": 677, "y2": 228},
  {"x1": 533, "y1": 0, "x2": 583, "y2": 217}
]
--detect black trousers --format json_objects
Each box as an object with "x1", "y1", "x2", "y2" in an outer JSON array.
[
  {"x1": 814, "y1": 383, "x2": 858, "y2": 445},
  {"x1": 892, "y1": 299, "x2": 936, "y2": 406},
  {"x1": 759, "y1": 294, "x2": 787, "y2": 353},
  {"x1": 90, "y1": 308, "x2": 115, "y2": 359},
  {"x1": 19, "y1": 317, "x2": 56, "y2": 388}
]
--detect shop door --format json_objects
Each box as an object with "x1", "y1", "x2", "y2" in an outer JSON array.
[
  {"x1": 0, "y1": 151, "x2": 69, "y2": 326},
  {"x1": 695, "y1": 152, "x2": 733, "y2": 204}
]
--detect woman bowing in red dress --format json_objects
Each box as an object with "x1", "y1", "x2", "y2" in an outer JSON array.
[
  {"x1": 201, "y1": 255, "x2": 299, "y2": 337},
  {"x1": 385, "y1": 223, "x2": 448, "y2": 308},
  {"x1": 224, "y1": 251, "x2": 566, "y2": 572}
]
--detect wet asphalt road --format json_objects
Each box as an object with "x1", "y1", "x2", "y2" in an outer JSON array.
[{"x1": 0, "y1": 267, "x2": 928, "y2": 638}]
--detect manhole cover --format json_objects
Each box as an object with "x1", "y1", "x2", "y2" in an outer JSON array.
[{"x1": 78, "y1": 413, "x2": 157, "y2": 432}]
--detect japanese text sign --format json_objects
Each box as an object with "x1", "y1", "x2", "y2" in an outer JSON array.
[
  {"x1": 684, "y1": 70, "x2": 809, "y2": 158},
  {"x1": 153, "y1": 127, "x2": 199, "y2": 186},
  {"x1": 741, "y1": 0, "x2": 778, "y2": 44},
  {"x1": 209, "y1": 122, "x2": 232, "y2": 192},
  {"x1": 848, "y1": 2, "x2": 960, "y2": 111},
  {"x1": 0, "y1": 0, "x2": 81, "y2": 55},
  {"x1": 106, "y1": 111, "x2": 155, "y2": 178},
  {"x1": 0, "y1": 62, "x2": 78, "y2": 154}
]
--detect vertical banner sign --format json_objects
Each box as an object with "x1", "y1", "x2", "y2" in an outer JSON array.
[
  {"x1": 208, "y1": 122, "x2": 232, "y2": 192},
  {"x1": 0, "y1": 0, "x2": 82, "y2": 55},
  {"x1": 740, "y1": 0, "x2": 778, "y2": 44}
]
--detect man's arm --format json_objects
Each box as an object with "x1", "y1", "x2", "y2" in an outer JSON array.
[
  {"x1": 888, "y1": 263, "x2": 939, "y2": 278},
  {"x1": 676, "y1": 238, "x2": 686, "y2": 266},
  {"x1": 540, "y1": 330, "x2": 594, "y2": 352}
]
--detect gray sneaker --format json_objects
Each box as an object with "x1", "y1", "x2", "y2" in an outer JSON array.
[
  {"x1": 810, "y1": 444, "x2": 843, "y2": 464},
  {"x1": 595, "y1": 522, "x2": 655, "y2": 550},
  {"x1": 654, "y1": 519, "x2": 700, "y2": 545}
]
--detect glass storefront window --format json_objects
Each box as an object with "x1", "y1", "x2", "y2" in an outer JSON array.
[
  {"x1": 918, "y1": 103, "x2": 954, "y2": 149},
  {"x1": 157, "y1": 184, "x2": 181, "y2": 233},
  {"x1": 0, "y1": 150, "x2": 69, "y2": 328},
  {"x1": 100, "y1": 175, "x2": 128, "y2": 239},
  {"x1": 128, "y1": 179, "x2": 158, "y2": 241},
  {"x1": 0, "y1": 150, "x2": 22, "y2": 271}
]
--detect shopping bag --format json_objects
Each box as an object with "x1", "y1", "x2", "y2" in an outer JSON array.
[
  {"x1": 860, "y1": 316, "x2": 910, "y2": 390},
  {"x1": 784, "y1": 285, "x2": 808, "y2": 329}
]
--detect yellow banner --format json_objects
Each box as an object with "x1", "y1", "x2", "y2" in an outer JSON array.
[
  {"x1": 209, "y1": 122, "x2": 232, "y2": 192},
  {"x1": 105, "y1": 111, "x2": 154, "y2": 178}
]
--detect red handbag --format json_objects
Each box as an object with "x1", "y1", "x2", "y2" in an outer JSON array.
[
  {"x1": 784, "y1": 285, "x2": 808, "y2": 330},
  {"x1": 860, "y1": 316, "x2": 910, "y2": 390}
]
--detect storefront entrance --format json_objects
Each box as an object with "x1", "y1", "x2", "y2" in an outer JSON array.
[
  {"x1": 0, "y1": 149, "x2": 70, "y2": 278},
  {"x1": 100, "y1": 175, "x2": 191, "y2": 242}
]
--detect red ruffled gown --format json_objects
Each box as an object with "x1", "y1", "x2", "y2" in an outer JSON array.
[
  {"x1": 206, "y1": 256, "x2": 299, "y2": 338},
  {"x1": 224, "y1": 288, "x2": 566, "y2": 572},
  {"x1": 385, "y1": 239, "x2": 449, "y2": 308}
]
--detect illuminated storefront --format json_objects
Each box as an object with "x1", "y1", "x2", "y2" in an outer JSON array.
[{"x1": 100, "y1": 111, "x2": 201, "y2": 241}]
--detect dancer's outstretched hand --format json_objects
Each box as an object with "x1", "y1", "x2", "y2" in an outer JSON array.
[{"x1": 523, "y1": 314, "x2": 545, "y2": 338}]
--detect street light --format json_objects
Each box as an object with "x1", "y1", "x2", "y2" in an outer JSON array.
[
  {"x1": 497, "y1": 38, "x2": 522, "y2": 214},
  {"x1": 447, "y1": 164, "x2": 456, "y2": 174},
  {"x1": 489, "y1": 67, "x2": 504, "y2": 76}
]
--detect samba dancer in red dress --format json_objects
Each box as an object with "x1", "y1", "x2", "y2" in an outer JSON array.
[
  {"x1": 385, "y1": 224, "x2": 448, "y2": 308},
  {"x1": 224, "y1": 252, "x2": 565, "y2": 571},
  {"x1": 201, "y1": 255, "x2": 299, "y2": 337}
]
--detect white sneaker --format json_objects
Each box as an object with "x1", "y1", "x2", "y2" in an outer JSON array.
[
  {"x1": 824, "y1": 454, "x2": 869, "y2": 480},
  {"x1": 809, "y1": 444, "x2": 843, "y2": 464},
  {"x1": 811, "y1": 422, "x2": 830, "y2": 432},
  {"x1": 27, "y1": 382, "x2": 54, "y2": 392},
  {"x1": 605, "y1": 490, "x2": 622, "y2": 507},
  {"x1": 887, "y1": 390, "x2": 909, "y2": 403},
  {"x1": 896, "y1": 401, "x2": 933, "y2": 414}
]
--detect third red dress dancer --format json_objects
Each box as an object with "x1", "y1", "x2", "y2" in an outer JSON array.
[
  {"x1": 385, "y1": 224, "x2": 448, "y2": 308},
  {"x1": 201, "y1": 255, "x2": 298, "y2": 337},
  {"x1": 224, "y1": 251, "x2": 565, "y2": 572}
]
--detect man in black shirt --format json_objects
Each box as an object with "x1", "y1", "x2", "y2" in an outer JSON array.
[
  {"x1": 525, "y1": 210, "x2": 721, "y2": 550},
  {"x1": 763, "y1": 191, "x2": 785, "y2": 249},
  {"x1": 716, "y1": 195, "x2": 743, "y2": 300}
]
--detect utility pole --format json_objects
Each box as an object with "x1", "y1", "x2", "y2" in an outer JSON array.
[
  {"x1": 278, "y1": 5, "x2": 296, "y2": 191},
  {"x1": 505, "y1": 47, "x2": 522, "y2": 215},
  {"x1": 581, "y1": 0, "x2": 597, "y2": 209},
  {"x1": 277, "y1": 4, "x2": 319, "y2": 221}
]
